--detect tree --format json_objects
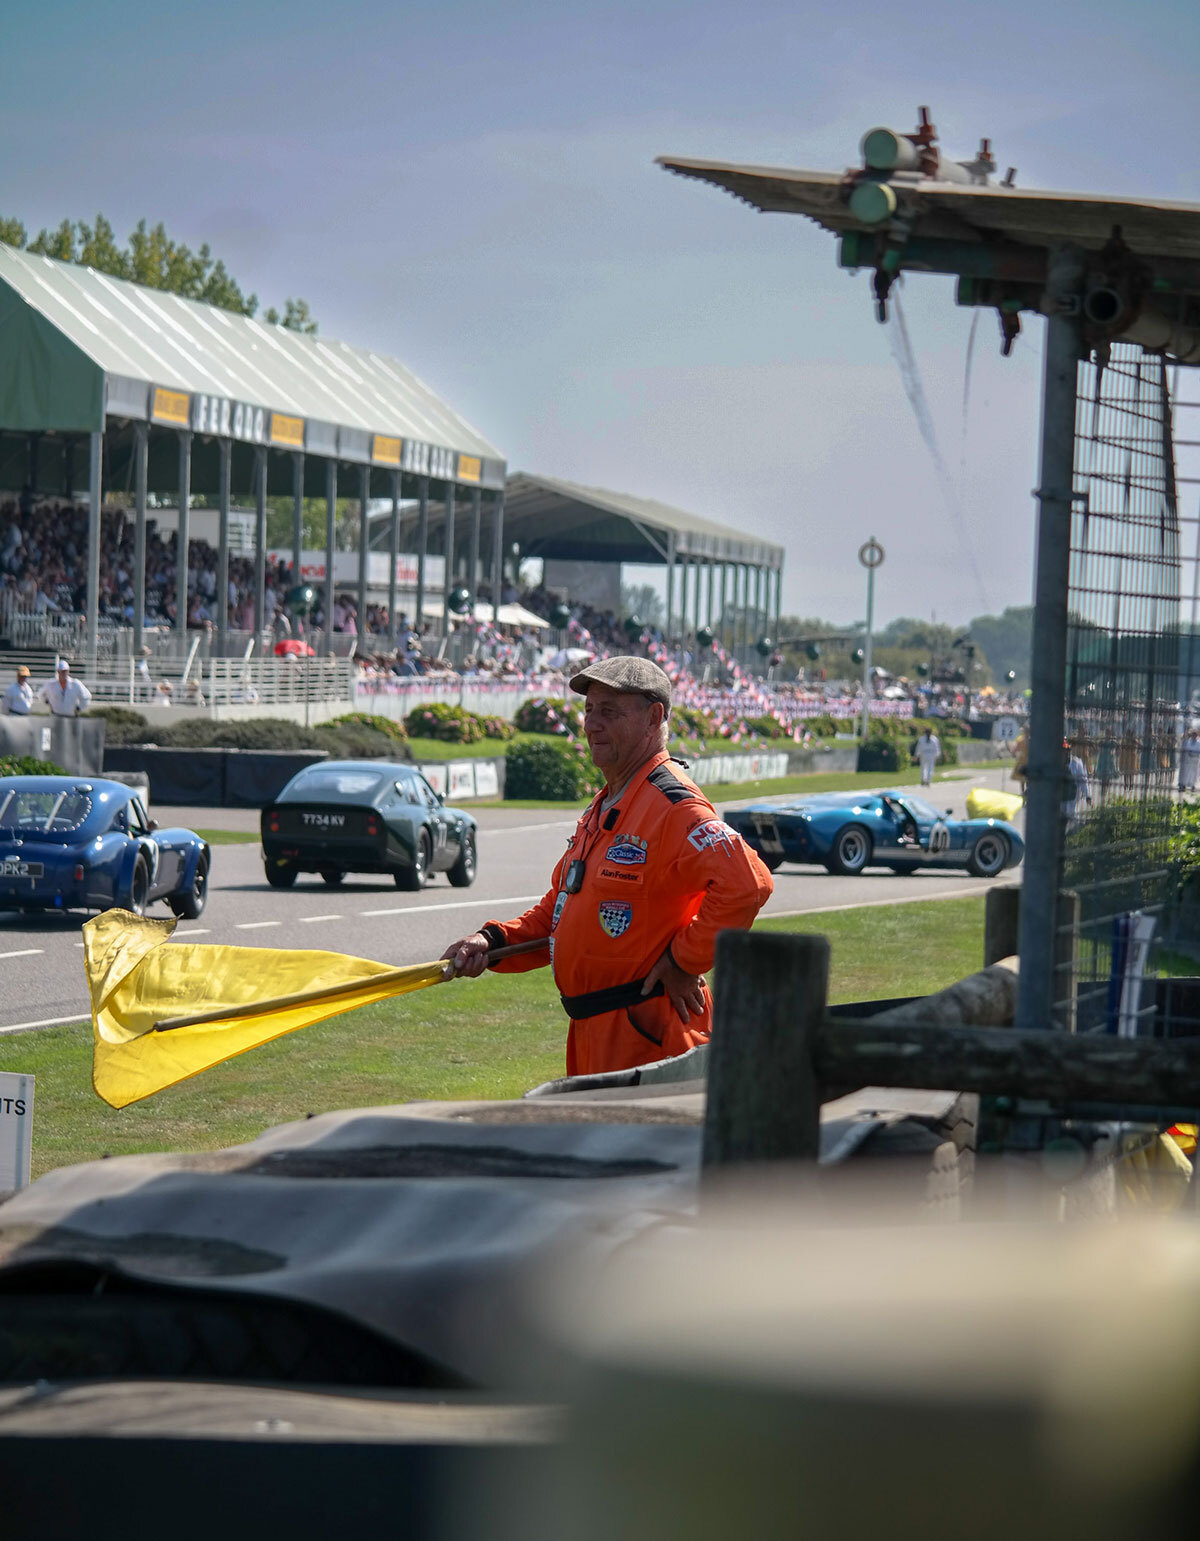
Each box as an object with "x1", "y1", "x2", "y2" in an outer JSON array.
[
  {"x1": 967, "y1": 606, "x2": 1034, "y2": 689},
  {"x1": 264, "y1": 298, "x2": 318, "y2": 336},
  {"x1": 265, "y1": 497, "x2": 361, "y2": 552},
  {"x1": 620, "y1": 582, "x2": 663, "y2": 626},
  {"x1": 2, "y1": 212, "x2": 315, "y2": 332}
]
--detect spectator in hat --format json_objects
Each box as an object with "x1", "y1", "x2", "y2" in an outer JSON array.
[
  {"x1": 38, "y1": 659, "x2": 91, "y2": 717},
  {"x1": 1, "y1": 664, "x2": 32, "y2": 715}
]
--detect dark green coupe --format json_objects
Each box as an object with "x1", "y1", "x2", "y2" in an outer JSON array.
[{"x1": 261, "y1": 760, "x2": 477, "y2": 891}]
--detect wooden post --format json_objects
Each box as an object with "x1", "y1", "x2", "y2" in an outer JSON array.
[
  {"x1": 984, "y1": 886, "x2": 1021, "y2": 968},
  {"x1": 702, "y1": 931, "x2": 828, "y2": 1169}
]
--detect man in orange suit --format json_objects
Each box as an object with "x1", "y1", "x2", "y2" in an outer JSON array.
[{"x1": 443, "y1": 656, "x2": 774, "y2": 1076}]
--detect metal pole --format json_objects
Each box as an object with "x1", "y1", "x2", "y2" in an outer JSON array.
[
  {"x1": 754, "y1": 565, "x2": 765, "y2": 646},
  {"x1": 415, "y1": 475, "x2": 429, "y2": 632},
  {"x1": 254, "y1": 445, "x2": 268, "y2": 640},
  {"x1": 291, "y1": 450, "x2": 304, "y2": 581},
  {"x1": 664, "y1": 533, "x2": 676, "y2": 644},
  {"x1": 772, "y1": 565, "x2": 782, "y2": 649},
  {"x1": 861, "y1": 559, "x2": 875, "y2": 741},
  {"x1": 131, "y1": 421, "x2": 148, "y2": 653},
  {"x1": 358, "y1": 462, "x2": 370, "y2": 645},
  {"x1": 85, "y1": 430, "x2": 102, "y2": 661},
  {"x1": 705, "y1": 559, "x2": 715, "y2": 629},
  {"x1": 692, "y1": 557, "x2": 703, "y2": 643},
  {"x1": 491, "y1": 490, "x2": 505, "y2": 626},
  {"x1": 388, "y1": 470, "x2": 400, "y2": 644},
  {"x1": 323, "y1": 458, "x2": 337, "y2": 659},
  {"x1": 216, "y1": 437, "x2": 231, "y2": 656},
  {"x1": 177, "y1": 431, "x2": 191, "y2": 639},
  {"x1": 442, "y1": 481, "x2": 457, "y2": 633},
  {"x1": 1016, "y1": 245, "x2": 1086, "y2": 1034},
  {"x1": 469, "y1": 487, "x2": 482, "y2": 613}
]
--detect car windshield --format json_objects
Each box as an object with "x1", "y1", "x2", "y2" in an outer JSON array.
[
  {"x1": 0, "y1": 789, "x2": 91, "y2": 833},
  {"x1": 288, "y1": 769, "x2": 386, "y2": 798},
  {"x1": 896, "y1": 796, "x2": 941, "y2": 821}
]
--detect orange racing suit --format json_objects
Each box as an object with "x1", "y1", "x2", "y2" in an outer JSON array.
[{"x1": 481, "y1": 750, "x2": 774, "y2": 1076}]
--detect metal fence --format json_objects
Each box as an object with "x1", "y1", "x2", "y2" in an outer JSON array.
[{"x1": 1056, "y1": 344, "x2": 1194, "y2": 1034}]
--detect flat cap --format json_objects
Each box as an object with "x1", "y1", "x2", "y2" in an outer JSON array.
[{"x1": 569, "y1": 655, "x2": 672, "y2": 711}]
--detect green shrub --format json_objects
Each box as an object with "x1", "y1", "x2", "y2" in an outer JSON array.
[
  {"x1": 326, "y1": 712, "x2": 408, "y2": 743},
  {"x1": 513, "y1": 697, "x2": 582, "y2": 737},
  {"x1": 744, "y1": 714, "x2": 788, "y2": 741},
  {"x1": 670, "y1": 705, "x2": 718, "y2": 740},
  {"x1": 0, "y1": 756, "x2": 67, "y2": 777},
  {"x1": 806, "y1": 714, "x2": 857, "y2": 738},
  {"x1": 505, "y1": 739, "x2": 602, "y2": 800},
  {"x1": 404, "y1": 703, "x2": 486, "y2": 743},
  {"x1": 86, "y1": 706, "x2": 150, "y2": 745},
  {"x1": 480, "y1": 715, "x2": 518, "y2": 741},
  {"x1": 313, "y1": 724, "x2": 403, "y2": 759},
  {"x1": 857, "y1": 735, "x2": 900, "y2": 773}
]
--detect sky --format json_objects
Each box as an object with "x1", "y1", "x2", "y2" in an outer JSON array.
[{"x1": 3, "y1": 0, "x2": 1197, "y2": 628}]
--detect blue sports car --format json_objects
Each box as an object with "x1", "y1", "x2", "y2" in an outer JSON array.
[
  {"x1": 724, "y1": 791, "x2": 1025, "y2": 878},
  {"x1": 0, "y1": 776, "x2": 210, "y2": 918}
]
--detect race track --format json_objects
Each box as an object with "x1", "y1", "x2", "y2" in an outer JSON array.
[{"x1": 0, "y1": 766, "x2": 1022, "y2": 1034}]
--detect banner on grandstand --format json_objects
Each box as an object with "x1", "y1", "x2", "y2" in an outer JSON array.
[{"x1": 269, "y1": 551, "x2": 446, "y2": 589}]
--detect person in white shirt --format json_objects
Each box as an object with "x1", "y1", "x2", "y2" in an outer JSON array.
[
  {"x1": 38, "y1": 659, "x2": 92, "y2": 717},
  {"x1": 913, "y1": 728, "x2": 942, "y2": 786},
  {"x1": 1, "y1": 665, "x2": 32, "y2": 715}
]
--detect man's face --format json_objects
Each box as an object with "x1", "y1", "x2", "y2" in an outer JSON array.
[{"x1": 583, "y1": 684, "x2": 660, "y2": 776}]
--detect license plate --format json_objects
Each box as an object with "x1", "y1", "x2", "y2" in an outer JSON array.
[{"x1": 0, "y1": 860, "x2": 43, "y2": 878}]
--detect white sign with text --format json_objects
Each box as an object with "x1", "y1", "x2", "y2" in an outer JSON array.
[{"x1": 0, "y1": 1072, "x2": 34, "y2": 1191}]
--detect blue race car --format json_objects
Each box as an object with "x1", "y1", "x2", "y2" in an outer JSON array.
[
  {"x1": 0, "y1": 776, "x2": 210, "y2": 918},
  {"x1": 724, "y1": 791, "x2": 1025, "y2": 878}
]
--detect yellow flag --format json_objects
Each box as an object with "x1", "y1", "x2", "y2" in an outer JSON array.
[{"x1": 83, "y1": 909, "x2": 450, "y2": 1109}]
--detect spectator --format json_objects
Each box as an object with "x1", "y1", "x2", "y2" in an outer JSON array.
[
  {"x1": 38, "y1": 659, "x2": 91, "y2": 716},
  {"x1": 1, "y1": 665, "x2": 32, "y2": 715}
]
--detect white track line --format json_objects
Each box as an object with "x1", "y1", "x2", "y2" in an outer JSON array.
[
  {"x1": 766, "y1": 883, "x2": 995, "y2": 920},
  {"x1": 481, "y1": 821, "x2": 575, "y2": 837},
  {"x1": 236, "y1": 920, "x2": 282, "y2": 930},
  {"x1": 177, "y1": 928, "x2": 211, "y2": 936},
  {"x1": 0, "y1": 1013, "x2": 86, "y2": 1035},
  {"x1": 299, "y1": 913, "x2": 342, "y2": 923},
  {"x1": 0, "y1": 948, "x2": 43, "y2": 959},
  {"x1": 359, "y1": 893, "x2": 542, "y2": 918}
]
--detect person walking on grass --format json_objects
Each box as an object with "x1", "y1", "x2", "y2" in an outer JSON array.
[{"x1": 914, "y1": 726, "x2": 942, "y2": 787}]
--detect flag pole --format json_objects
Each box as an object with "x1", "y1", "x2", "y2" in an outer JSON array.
[{"x1": 152, "y1": 936, "x2": 550, "y2": 1033}]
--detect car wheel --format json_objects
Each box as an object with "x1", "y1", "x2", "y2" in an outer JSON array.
[
  {"x1": 170, "y1": 851, "x2": 209, "y2": 920},
  {"x1": 968, "y1": 831, "x2": 1009, "y2": 878},
  {"x1": 321, "y1": 870, "x2": 345, "y2": 887},
  {"x1": 826, "y1": 825, "x2": 871, "y2": 876},
  {"x1": 265, "y1": 861, "x2": 298, "y2": 889},
  {"x1": 126, "y1": 855, "x2": 151, "y2": 915},
  {"x1": 395, "y1": 830, "x2": 431, "y2": 891},
  {"x1": 447, "y1": 829, "x2": 477, "y2": 888}
]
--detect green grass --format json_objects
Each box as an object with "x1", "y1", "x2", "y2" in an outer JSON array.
[
  {"x1": 194, "y1": 829, "x2": 261, "y2": 845},
  {"x1": 0, "y1": 896, "x2": 990, "y2": 1179},
  {"x1": 476, "y1": 762, "x2": 1014, "y2": 811},
  {"x1": 407, "y1": 732, "x2": 542, "y2": 762}
]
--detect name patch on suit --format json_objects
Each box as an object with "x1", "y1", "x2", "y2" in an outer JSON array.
[{"x1": 598, "y1": 900, "x2": 633, "y2": 939}]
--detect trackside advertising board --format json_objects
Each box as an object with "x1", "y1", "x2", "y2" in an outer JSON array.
[{"x1": 0, "y1": 1072, "x2": 33, "y2": 1191}]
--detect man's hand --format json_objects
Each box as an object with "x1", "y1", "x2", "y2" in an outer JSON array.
[
  {"x1": 441, "y1": 931, "x2": 491, "y2": 978},
  {"x1": 642, "y1": 946, "x2": 707, "y2": 1024}
]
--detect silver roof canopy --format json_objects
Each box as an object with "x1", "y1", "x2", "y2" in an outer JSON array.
[{"x1": 0, "y1": 245, "x2": 505, "y2": 487}]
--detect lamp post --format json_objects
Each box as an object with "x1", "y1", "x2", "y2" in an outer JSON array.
[{"x1": 858, "y1": 538, "x2": 885, "y2": 741}]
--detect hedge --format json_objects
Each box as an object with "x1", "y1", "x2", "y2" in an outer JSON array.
[
  {"x1": 505, "y1": 739, "x2": 601, "y2": 801},
  {"x1": 403, "y1": 703, "x2": 514, "y2": 744},
  {"x1": 86, "y1": 706, "x2": 150, "y2": 745},
  {"x1": 326, "y1": 711, "x2": 408, "y2": 743},
  {"x1": 513, "y1": 697, "x2": 583, "y2": 737},
  {"x1": 0, "y1": 756, "x2": 67, "y2": 777}
]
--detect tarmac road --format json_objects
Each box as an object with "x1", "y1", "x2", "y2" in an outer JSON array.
[{"x1": 0, "y1": 766, "x2": 1022, "y2": 1035}]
